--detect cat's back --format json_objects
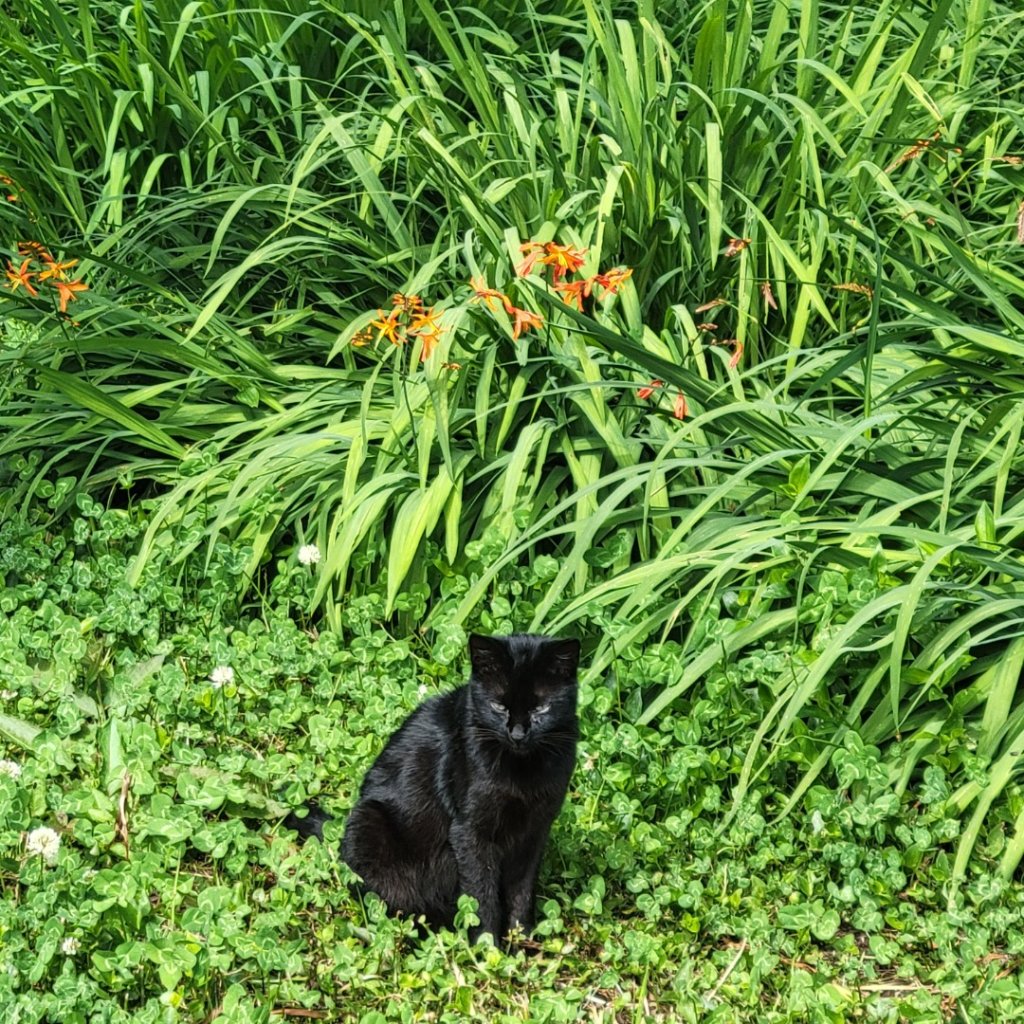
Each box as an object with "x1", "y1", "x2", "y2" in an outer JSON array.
[{"x1": 358, "y1": 685, "x2": 466, "y2": 797}]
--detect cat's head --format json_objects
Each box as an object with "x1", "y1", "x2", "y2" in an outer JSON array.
[{"x1": 468, "y1": 633, "x2": 580, "y2": 754}]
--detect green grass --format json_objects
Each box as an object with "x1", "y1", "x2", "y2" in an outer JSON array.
[{"x1": 2, "y1": 0, "x2": 1024, "y2": 1016}]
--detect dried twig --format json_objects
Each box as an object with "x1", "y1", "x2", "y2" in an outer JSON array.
[
  {"x1": 705, "y1": 937, "x2": 747, "y2": 1004},
  {"x1": 116, "y1": 772, "x2": 132, "y2": 860}
]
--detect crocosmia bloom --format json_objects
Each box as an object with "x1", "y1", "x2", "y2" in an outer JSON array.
[
  {"x1": 636, "y1": 379, "x2": 664, "y2": 400},
  {"x1": 509, "y1": 305, "x2": 543, "y2": 340}
]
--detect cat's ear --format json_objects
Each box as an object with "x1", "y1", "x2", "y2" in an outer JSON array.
[
  {"x1": 546, "y1": 638, "x2": 580, "y2": 681},
  {"x1": 469, "y1": 634, "x2": 511, "y2": 685}
]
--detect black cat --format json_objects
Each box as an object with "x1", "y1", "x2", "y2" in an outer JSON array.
[{"x1": 288, "y1": 633, "x2": 580, "y2": 941}]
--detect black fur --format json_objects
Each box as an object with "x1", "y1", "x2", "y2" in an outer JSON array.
[{"x1": 289, "y1": 633, "x2": 580, "y2": 941}]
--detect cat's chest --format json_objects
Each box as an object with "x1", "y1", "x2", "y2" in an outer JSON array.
[
  {"x1": 464, "y1": 772, "x2": 566, "y2": 840},
  {"x1": 468, "y1": 789, "x2": 538, "y2": 842}
]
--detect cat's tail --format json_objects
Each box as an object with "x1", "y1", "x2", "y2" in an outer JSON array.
[{"x1": 283, "y1": 803, "x2": 333, "y2": 841}]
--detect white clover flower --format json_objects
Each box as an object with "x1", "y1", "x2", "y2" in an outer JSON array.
[
  {"x1": 26, "y1": 826, "x2": 61, "y2": 865},
  {"x1": 60, "y1": 937, "x2": 79, "y2": 956},
  {"x1": 811, "y1": 809, "x2": 825, "y2": 835},
  {"x1": 0, "y1": 760, "x2": 22, "y2": 779},
  {"x1": 298, "y1": 543, "x2": 321, "y2": 566},
  {"x1": 209, "y1": 665, "x2": 234, "y2": 689},
  {"x1": 1, "y1": 690, "x2": 17, "y2": 701},
  {"x1": 417, "y1": 684, "x2": 428, "y2": 698}
]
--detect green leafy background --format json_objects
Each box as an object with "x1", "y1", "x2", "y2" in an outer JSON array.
[{"x1": 1, "y1": 0, "x2": 1024, "y2": 1020}]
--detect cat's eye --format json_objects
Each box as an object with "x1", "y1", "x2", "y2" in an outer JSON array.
[
  {"x1": 489, "y1": 700, "x2": 506, "y2": 714},
  {"x1": 532, "y1": 703, "x2": 551, "y2": 716}
]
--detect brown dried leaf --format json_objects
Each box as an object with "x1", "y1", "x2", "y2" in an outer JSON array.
[
  {"x1": 885, "y1": 130, "x2": 942, "y2": 174},
  {"x1": 117, "y1": 772, "x2": 132, "y2": 860},
  {"x1": 724, "y1": 237, "x2": 752, "y2": 257},
  {"x1": 761, "y1": 281, "x2": 778, "y2": 311},
  {"x1": 834, "y1": 282, "x2": 874, "y2": 298}
]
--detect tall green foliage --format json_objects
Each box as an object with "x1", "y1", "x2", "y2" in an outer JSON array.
[{"x1": 2, "y1": 0, "x2": 1024, "y2": 880}]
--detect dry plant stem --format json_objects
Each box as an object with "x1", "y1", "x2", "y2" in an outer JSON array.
[{"x1": 706, "y1": 937, "x2": 748, "y2": 1003}]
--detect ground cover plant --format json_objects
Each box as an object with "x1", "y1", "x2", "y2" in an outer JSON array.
[
  {"x1": 2, "y1": 0, "x2": 1024, "y2": 1019},
  {"x1": 2, "y1": 505, "x2": 1024, "y2": 1023}
]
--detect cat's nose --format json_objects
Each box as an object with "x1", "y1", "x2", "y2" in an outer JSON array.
[{"x1": 509, "y1": 723, "x2": 527, "y2": 742}]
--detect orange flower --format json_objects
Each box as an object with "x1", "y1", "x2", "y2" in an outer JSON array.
[
  {"x1": 673, "y1": 392, "x2": 688, "y2": 420},
  {"x1": 17, "y1": 241, "x2": 53, "y2": 262},
  {"x1": 761, "y1": 281, "x2": 778, "y2": 311},
  {"x1": 5, "y1": 259, "x2": 38, "y2": 297},
  {"x1": 351, "y1": 327, "x2": 374, "y2": 347},
  {"x1": 418, "y1": 331, "x2": 440, "y2": 361},
  {"x1": 515, "y1": 242, "x2": 545, "y2": 277},
  {"x1": 636, "y1": 379, "x2": 664, "y2": 400},
  {"x1": 408, "y1": 307, "x2": 445, "y2": 361},
  {"x1": 695, "y1": 297, "x2": 727, "y2": 313},
  {"x1": 371, "y1": 309, "x2": 404, "y2": 345},
  {"x1": 727, "y1": 341, "x2": 743, "y2": 369},
  {"x1": 596, "y1": 266, "x2": 632, "y2": 294},
  {"x1": 508, "y1": 305, "x2": 543, "y2": 340},
  {"x1": 392, "y1": 292, "x2": 423, "y2": 314},
  {"x1": 538, "y1": 242, "x2": 587, "y2": 283},
  {"x1": 469, "y1": 275, "x2": 513, "y2": 312},
  {"x1": 408, "y1": 306, "x2": 444, "y2": 334},
  {"x1": 51, "y1": 278, "x2": 88, "y2": 312},
  {"x1": 724, "y1": 238, "x2": 751, "y2": 257},
  {"x1": 516, "y1": 240, "x2": 587, "y2": 282},
  {"x1": 553, "y1": 276, "x2": 595, "y2": 311},
  {"x1": 38, "y1": 258, "x2": 79, "y2": 283},
  {"x1": 696, "y1": 322, "x2": 717, "y2": 332},
  {"x1": 441, "y1": 361, "x2": 461, "y2": 371}
]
